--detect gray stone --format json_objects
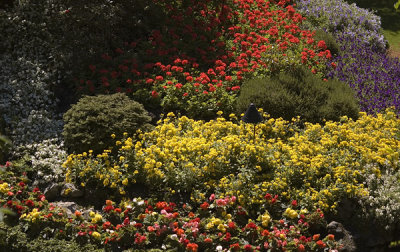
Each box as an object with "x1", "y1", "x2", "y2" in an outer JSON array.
[
  {"x1": 44, "y1": 183, "x2": 61, "y2": 201},
  {"x1": 327, "y1": 221, "x2": 357, "y2": 252},
  {"x1": 61, "y1": 183, "x2": 84, "y2": 198},
  {"x1": 53, "y1": 201, "x2": 78, "y2": 217}
]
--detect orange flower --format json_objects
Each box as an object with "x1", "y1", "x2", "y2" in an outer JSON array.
[
  {"x1": 186, "y1": 243, "x2": 198, "y2": 252},
  {"x1": 327, "y1": 234, "x2": 335, "y2": 240},
  {"x1": 313, "y1": 234, "x2": 320, "y2": 241},
  {"x1": 74, "y1": 210, "x2": 82, "y2": 218},
  {"x1": 176, "y1": 228, "x2": 185, "y2": 237}
]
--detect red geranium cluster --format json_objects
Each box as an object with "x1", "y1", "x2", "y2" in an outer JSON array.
[{"x1": 75, "y1": 0, "x2": 334, "y2": 117}]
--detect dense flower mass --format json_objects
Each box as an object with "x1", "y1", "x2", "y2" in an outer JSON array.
[
  {"x1": 2, "y1": 0, "x2": 400, "y2": 250},
  {"x1": 0, "y1": 169, "x2": 340, "y2": 251},
  {"x1": 296, "y1": 0, "x2": 386, "y2": 50},
  {"x1": 75, "y1": 0, "x2": 333, "y2": 117},
  {"x1": 327, "y1": 35, "x2": 400, "y2": 114},
  {"x1": 296, "y1": 0, "x2": 400, "y2": 116},
  {"x1": 64, "y1": 109, "x2": 400, "y2": 213}
]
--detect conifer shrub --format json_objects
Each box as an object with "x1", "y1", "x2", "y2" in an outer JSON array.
[
  {"x1": 62, "y1": 93, "x2": 152, "y2": 154},
  {"x1": 236, "y1": 66, "x2": 360, "y2": 124}
]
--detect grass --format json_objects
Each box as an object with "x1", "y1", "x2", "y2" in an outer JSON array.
[{"x1": 346, "y1": 0, "x2": 400, "y2": 56}]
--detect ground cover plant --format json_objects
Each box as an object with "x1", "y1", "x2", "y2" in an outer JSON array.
[
  {"x1": 1, "y1": 0, "x2": 400, "y2": 251},
  {"x1": 297, "y1": 0, "x2": 400, "y2": 116},
  {"x1": 345, "y1": 0, "x2": 400, "y2": 56}
]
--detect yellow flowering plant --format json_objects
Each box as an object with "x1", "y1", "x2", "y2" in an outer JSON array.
[{"x1": 63, "y1": 109, "x2": 400, "y2": 215}]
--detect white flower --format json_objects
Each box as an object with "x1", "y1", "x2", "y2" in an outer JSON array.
[{"x1": 216, "y1": 245, "x2": 223, "y2": 251}]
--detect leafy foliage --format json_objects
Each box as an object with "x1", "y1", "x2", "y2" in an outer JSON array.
[
  {"x1": 236, "y1": 66, "x2": 360, "y2": 124},
  {"x1": 62, "y1": 93, "x2": 152, "y2": 154}
]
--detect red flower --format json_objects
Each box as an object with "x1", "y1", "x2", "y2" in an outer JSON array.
[
  {"x1": 316, "y1": 240, "x2": 326, "y2": 248},
  {"x1": 25, "y1": 200, "x2": 34, "y2": 207},
  {"x1": 200, "y1": 202, "x2": 209, "y2": 210},
  {"x1": 317, "y1": 40, "x2": 327, "y2": 50},
  {"x1": 244, "y1": 244, "x2": 253, "y2": 251},
  {"x1": 146, "y1": 78, "x2": 154, "y2": 84},
  {"x1": 156, "y1": 76, "x2": 164, "y2": 81},
  {"x1": 291, "y1": 200, "x2": 297, "y2": 207},
  {"x1": 123, "y1": 217, "x2": 130, "y2": 226},
  {"x1": 246, "y1": 222, "x2": 257, "y2": 229},
  {"x1": 175, "y1": 83, "x2": 183, "y2": 89},
  {"x1": 104, "y1": 205, "x2": 114, "y2": 213},
  {"x1": 103, "y1": 221, "x2": 112, "y2": 230},
  {"x1": 204, "y1": 238, "x2": 212, "y2": 243},
  {"x1": 230, "y1": 243, "x2": 241, "y2": 250},
  {"x1": 224, "y1": 232, "x2": 231, "y2": 241},
  {"x1": 186, "y1": 243, "x2": 198, "y2": 252},
  {"x1": 151, "y1": 90, "x2": 159, "y2": 98},
  {"x1": 297, "y1": 244, "x2": 305, "y2": 251}
]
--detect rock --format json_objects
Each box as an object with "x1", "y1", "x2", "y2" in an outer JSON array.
[
  {"x1": 327, "y1": 221, "x2": 357, "y2": 252},
  {"x1": 61, "y1": 183, "x2": 84, "y2": 198},
  {"x1": 44, "y1": 183, "x2": 61, "y2": 201},
  {"x1": 53, "y1": 201, "x2": 78, "y2": 217}
]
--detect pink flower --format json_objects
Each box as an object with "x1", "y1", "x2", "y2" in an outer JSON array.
[{"x1": 209, "y1": 194, "x2": 215, "y2": 201}]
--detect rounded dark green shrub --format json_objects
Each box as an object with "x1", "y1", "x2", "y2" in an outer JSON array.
[
  {"x1": 62, "y1": 93, "x2": 152, "y2": 154},
  {"x1": 236, "y1": 66, "x2": 360, "y2": 124}
]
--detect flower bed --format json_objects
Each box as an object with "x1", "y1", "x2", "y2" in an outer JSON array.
[{"x1": 1, "y1": 0, "x2": 400, "y2": 250}]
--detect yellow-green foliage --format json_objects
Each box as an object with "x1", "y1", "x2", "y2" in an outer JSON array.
[{"x1": 63, "y1": 109, "x2": 400, "y2": 212}]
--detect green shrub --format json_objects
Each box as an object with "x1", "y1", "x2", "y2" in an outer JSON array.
[
  {"x1": 62, "y1": 93, "x2": 152, "y2": 154},
  {"x1": 236, "y1": 66, "x2": 360, "y2": 124},
  {"x1": 0, "y1": 134, "x2": 11, "y2": 164}
]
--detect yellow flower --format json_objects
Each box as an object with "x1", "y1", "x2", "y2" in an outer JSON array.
[
  {"x1": 217, "y1": 224, "x2": 226, "y2": 232},
  {"x1": 284, "y1": 208, "x2": 298, "y2": 219},
  {"x1": 91, "y1": 213, "x2": 103, "y2": 223},
  {"x1": 0, "y1": 183, "x2": 9, "y2": 193},
  {"x1": 122, "y1": 178, "x2": 129, "y2": 186},
  {"x1": 92, "y1": 231, "x2": 101, "y2": 239},
  {"x1": 261, "y1": 212, "x2": 271, "y2": 227}
]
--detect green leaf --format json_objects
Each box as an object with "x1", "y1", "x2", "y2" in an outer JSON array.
[{"x1": 395, "y1": 1, "x2": 400, "y2": 10}]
